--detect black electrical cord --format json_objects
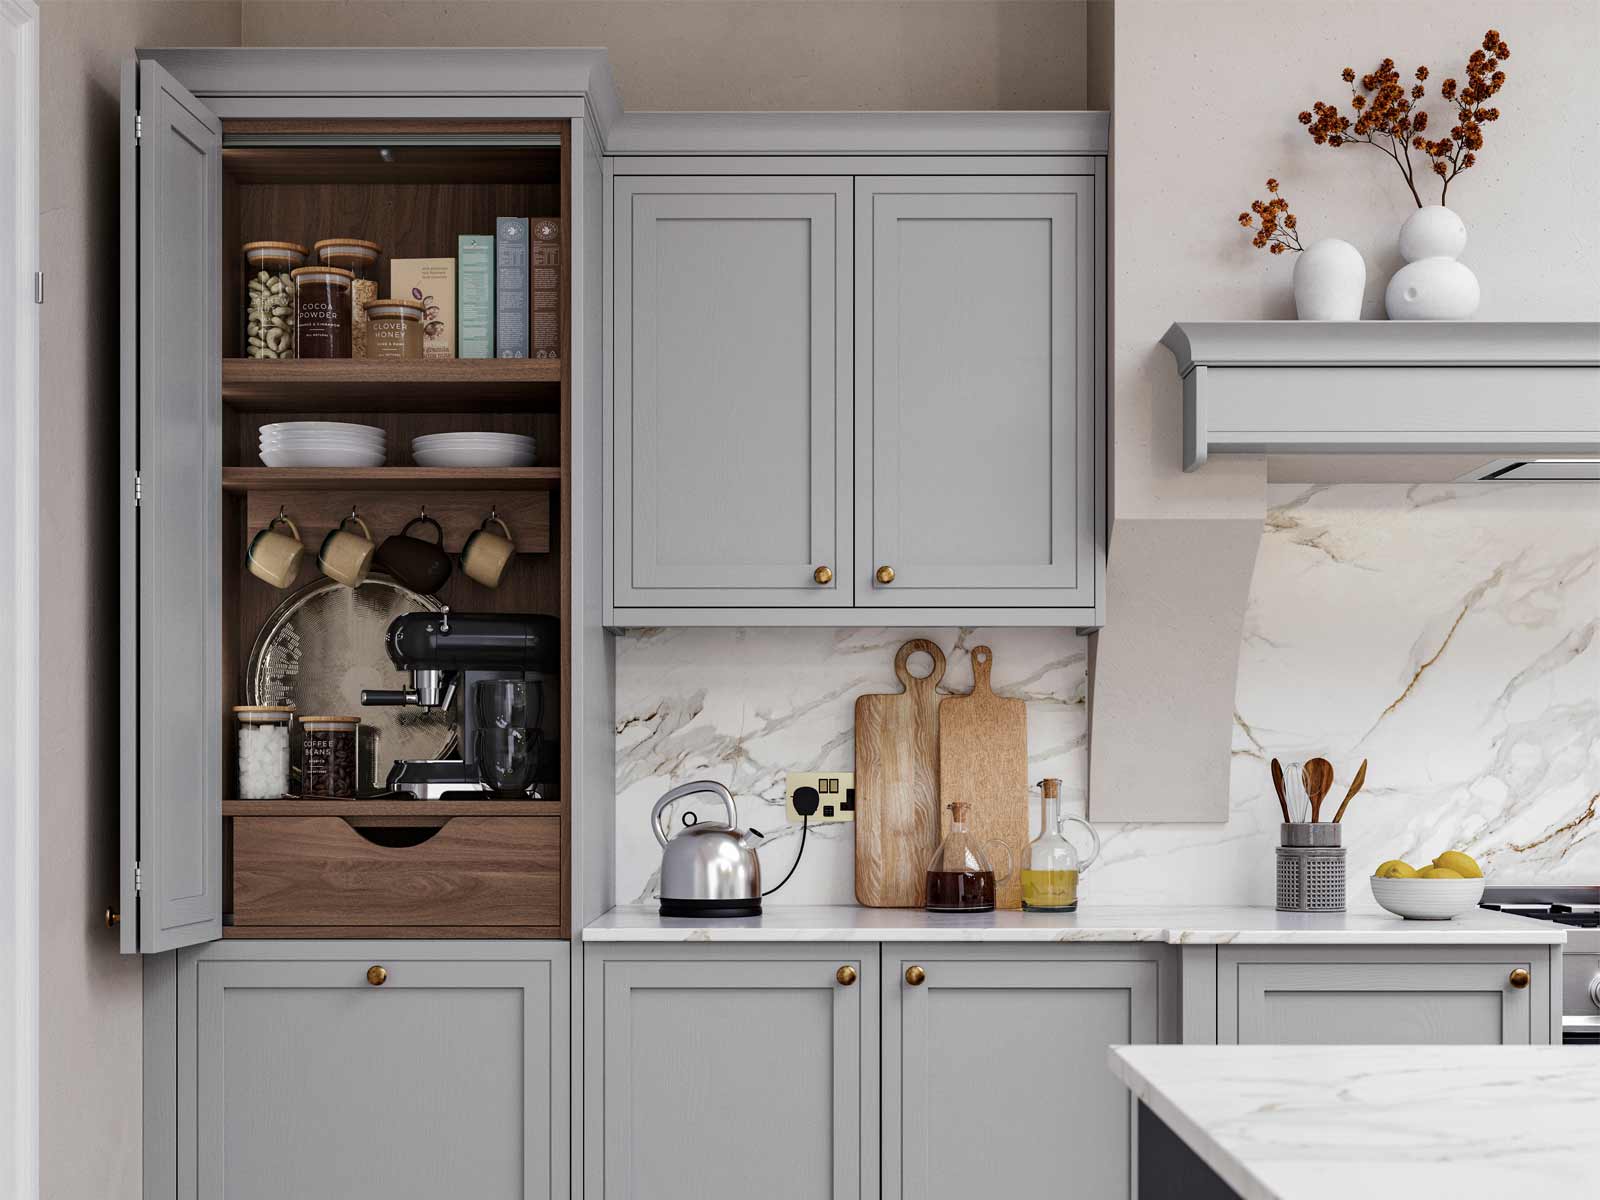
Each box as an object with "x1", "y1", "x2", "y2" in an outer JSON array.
[{"x1": 761, "y1": 815, "x2": 808, "y2": 896}]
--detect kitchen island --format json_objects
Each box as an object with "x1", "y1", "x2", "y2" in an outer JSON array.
[{"x1": 1110, "y1": 1043, "x2": 1599, "y2": 1199}]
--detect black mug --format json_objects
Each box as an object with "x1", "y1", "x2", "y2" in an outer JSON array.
[{"x1": 374, "y1": 514, "x2": 452, "y2": 595}]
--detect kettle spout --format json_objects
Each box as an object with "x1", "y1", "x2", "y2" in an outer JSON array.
[{"x1": 740, "y1": 827, "x2": 766, "y2": 849}]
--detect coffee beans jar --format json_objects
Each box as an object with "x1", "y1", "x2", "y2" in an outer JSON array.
[
  {"x1": 290, "y1": 265, "x2": 354, "y2": 358},
  {"x1": 365, "y1": 298, "x2": 425, "y2": 360},
  {"x1": 299, "y1": 715, "x2": 359, "y2": 797},
  {"x1": 242, "y1": 242, "x2": 307, "y2": 359},
  {"x1": 314, "y1": 239, "x2": 381, "y2": 357}
]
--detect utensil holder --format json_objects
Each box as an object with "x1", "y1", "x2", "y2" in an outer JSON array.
[{"x1": 1276, "y1": 823, "x2": 1345, "y2": 912}]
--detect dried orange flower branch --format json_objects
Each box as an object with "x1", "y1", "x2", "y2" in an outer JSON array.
[
  {"x1": 1237, "y1": 179, "x2": 1304, "y2": 255},
  {"x1": 1298, "y1": 29, "x2": 1510, "y2": 207}
]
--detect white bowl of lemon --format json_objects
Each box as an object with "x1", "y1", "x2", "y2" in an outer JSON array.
[{"x1": 1370, "y1": 851, "x2": 1485, "y2": 920}]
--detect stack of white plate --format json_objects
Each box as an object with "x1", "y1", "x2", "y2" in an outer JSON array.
[
  {"x1": 260, "y1": 422, "x2": 387, "y2": 468},
  {"x1": 411, "y1": 431, "x2": 536, "y2": 468}
]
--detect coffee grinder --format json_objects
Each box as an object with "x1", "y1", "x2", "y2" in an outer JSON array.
[{"x1": 360, "y1": 609, "x2": 559, "y2": 799}]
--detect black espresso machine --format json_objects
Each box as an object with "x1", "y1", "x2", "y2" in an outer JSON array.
[{"x1": 360, "y1": 609, "x2": 559, "y2": 799}]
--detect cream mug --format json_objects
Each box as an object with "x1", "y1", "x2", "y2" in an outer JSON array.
[
  {"x1": 246, "y1": 513, "x2": 304, "y2": 589},
  {"x1": 461, "y1": 513, "x2": 516, "y2": 588},
  {"x1": 318, "y1": 513, "x2": 375, "y2": 588}
]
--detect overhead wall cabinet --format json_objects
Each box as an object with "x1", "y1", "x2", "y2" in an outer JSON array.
[{"x1": 607, "y1": 148, "x2": 1108, "y2": 628}]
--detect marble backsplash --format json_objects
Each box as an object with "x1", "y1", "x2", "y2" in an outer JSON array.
[{"x1": 615, "y1": 484, "x2": 1600, "y2": 911}]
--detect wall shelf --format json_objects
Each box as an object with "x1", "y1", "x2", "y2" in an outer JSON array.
[
  {"x1": 223, "y1": 358, "x2": 562, "y2": 409},
  {"x1": 1161, "y1": 321, "x2": 1600, "y2": 471},
  {"x1": 223, "y1": 799, "x2": 562, "y2": 817},
  {"x1": 223, "y1": 466, "x2": 562, "y2": 492}
]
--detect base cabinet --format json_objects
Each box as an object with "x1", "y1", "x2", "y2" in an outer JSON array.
[
  {"x1": 583, "y1": 944, "x2": 878, "y2": 1200},
  {"x1": 882, "y1": 944, "x2": 1171, "y2": 1200},
  {"x1": 147, "y1": 941, "x2": 570, "y2": 1200},
  {"x1": 1209, "y1": 946, "x2": 1557, "y2": 1045}
]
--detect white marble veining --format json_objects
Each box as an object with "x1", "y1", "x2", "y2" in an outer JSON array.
[
  {"x1": 1110, "y1": 1043, "x2": 1600, "y2": 1200},
  {"x1": 616, "y1": 484, "x2": 1600, "y2": 909},
  {"x1": 582, "y1": 904, "x2": 1563, "y2": 944}
]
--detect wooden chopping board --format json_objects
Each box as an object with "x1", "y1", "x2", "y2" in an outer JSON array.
[
  {"x1": 938, "y1": 646, "x2": 1029, "y2": 910},
  {"x1": 854, "y1": 639, "x2": 946, "y2": 908}
]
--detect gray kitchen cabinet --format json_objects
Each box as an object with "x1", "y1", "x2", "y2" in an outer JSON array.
[
  {"x1": 145, "y1": 941, "x2": 570, "y2": 1200},
  {"x1": 607, "y1": 160, "x2": 1107, "y2": 628},
  {"x1": 1208, "y1": 946, "x2": 1556, "y2": 1045},
  {"x1": 854, "y1": 175, "x2": 1103, "y2": 613},
  {"x1": 611, "y1": 176, "x2": 853, "y2": 609},
  {"x1": 583, "y1": 943, "x2": 877, "y2": 1200},
  {"x1": 882, "y1": 944, "x2": 1173, "y2": 1200}
]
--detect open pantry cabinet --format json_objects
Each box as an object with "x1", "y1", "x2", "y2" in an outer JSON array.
[{"x1": 120, "y1": 52, "x2": 612, "y2": 954}]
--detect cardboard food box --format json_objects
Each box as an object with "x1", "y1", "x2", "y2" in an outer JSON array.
[
  {"x1": 390, "y1": 257, "x2": 456, "y2": 358},
  {"x1": 495, "y1": 218, "x2": 529, "y2": 359},
  {"x1": 457, "y1": 234, "x2": 495, "y2": 359},
  {"x1": 530, "y1": 218, "x2": 561, "y2": 360}
]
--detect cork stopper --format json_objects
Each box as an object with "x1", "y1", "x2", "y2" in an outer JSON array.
[
  {"x1": 947, "y1": 801, "x2": 971, "y2": 822},
  {"x1": 1037, "y1": 778, "x2": 1063, "y2": 800}
]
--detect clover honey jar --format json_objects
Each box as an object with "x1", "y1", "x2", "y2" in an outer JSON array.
[{"x1": 364, "y1": 298, "x2": 425, "y2": 360}]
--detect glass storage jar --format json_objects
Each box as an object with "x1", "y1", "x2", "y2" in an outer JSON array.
[
  {"x1": 241, "y1": 241, "x2": 307, "y2": 359},
  {"x1": 299, "y1": 715, "x2": 360, "y2": 797},
  {"x1": 233, "y1": 705, "x2": 293, "y2": 799},
  {"x1": 290, "y1": 265, "x2": 354, "y2": 359},
  {"x1": 314, "y1": 239, "x2": 382, "y2": 357},
  {"x1": 365, "y1": 298, "x2": 425, "y2": 360}
]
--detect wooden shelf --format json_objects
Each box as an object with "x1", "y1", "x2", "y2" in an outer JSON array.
[
  {"x1": 223, "y1": 358, "x2": 562, "y2": 410},
  {"x1": 223, "y1": 466, "x2": 561, "y2": 493},
  {"x1": 224, "y1": 798, "x2": 562, "y2": 817}
]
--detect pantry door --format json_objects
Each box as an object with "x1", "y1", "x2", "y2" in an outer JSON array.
[{"x1": 120, "y1": 58, "x2": 224, "y2": 953}]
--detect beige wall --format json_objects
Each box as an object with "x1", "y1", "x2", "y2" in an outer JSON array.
[
  {"x1": 241, "y1": 0, "x2": 1089, "y2": 110},
  {"x1": 38, "y1": 6, "x2": 239, "y2": 1198}
]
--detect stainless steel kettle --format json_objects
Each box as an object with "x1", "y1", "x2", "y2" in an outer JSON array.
[{"x1": 653, "y1": 781, "x2": 764, "y2": 917}]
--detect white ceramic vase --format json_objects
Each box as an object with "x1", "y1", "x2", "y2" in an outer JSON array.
[
  {"x1": 1292, "y1": 238, "x2": 1365, "y2": 320},
  {"x1": 1385, "y1": 205, "x2": 1480, "y2": 320}
]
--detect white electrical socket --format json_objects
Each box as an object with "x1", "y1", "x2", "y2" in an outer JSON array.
[{"x1": 785, "y1": 771, "x2": 855, "y2": 824}]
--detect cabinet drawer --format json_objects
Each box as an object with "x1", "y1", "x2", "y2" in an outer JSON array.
[{"x1": 232, "y1": 815, "x2": 560, "y2": 929}]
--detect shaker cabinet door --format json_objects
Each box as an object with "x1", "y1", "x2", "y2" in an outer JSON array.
[
  {"x1": 854, "y1": 175, "x2": 1102, "y2": 611},
  {"x1": 883, "y1": 945, "x2": 1164, "y2": 1200},
  {"x1": 612, "y1": 176, "x2": 853, "y2": 609},
  {"x1": 120, "y1": 58, "x2": 224, "y2": 953},
  {"x1": 172, "y1": 943, "x2": 569, "y2": 1200},
  {"x1": 585, "y1": 944, "x2": 877, "y2": 1200}
]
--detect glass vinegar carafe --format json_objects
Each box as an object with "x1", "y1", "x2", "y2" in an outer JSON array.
[
  {"x1": 925, "y1": 801, "x2": 1007, "y2": 913},
  {"x1": 1021, "y1": 778, "x2": 1101, "y2": 912}
]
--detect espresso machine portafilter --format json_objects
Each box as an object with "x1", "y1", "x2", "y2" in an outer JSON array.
[{"x1": 361, "y1": 609, "x2": 559, "y2": 798}]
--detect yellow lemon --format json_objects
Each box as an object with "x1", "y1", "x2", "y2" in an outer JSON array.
[
  {"x1": 1416, "y1": 866, "x2": 1464, "y2": 880},
  {"x1": 1432, "y1": 850, "x2": 1483, "y2": 879},
  {"x1": 1374, "y1": 860, "x2": 1419, "y2": 879}
]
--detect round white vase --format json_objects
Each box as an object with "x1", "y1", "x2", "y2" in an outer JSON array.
[
  {"x1": 1386, "y1": 205, "x2": 1480, "y2": 320},
  {"x1": 1293, "y1": 238, "x2": 1365, "y2": 320}
]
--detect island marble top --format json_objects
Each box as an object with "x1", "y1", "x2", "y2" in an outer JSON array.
[
  {"x1": 581, "y1": 904, "x2": 1564, "y2": 944},
  {"x1": 1109, "y1": 1043, "x2": 1599, "y2": 1200}
]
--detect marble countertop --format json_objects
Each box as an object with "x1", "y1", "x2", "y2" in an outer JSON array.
[
  {"x1": 581, "y1": 904, "x2": 1564, "y2": 944},
  {"x1": 1110, "y1": 1044, "x2": 1599, "y2": 1199}
]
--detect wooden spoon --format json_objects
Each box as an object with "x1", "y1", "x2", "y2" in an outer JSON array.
[
  {"x1": 1269, "y1": 758, "x2": 1291, "y2": 824},
  {"x1": 1302, "y1": 758, "x2": 1335, "y2": 823},
  {"x1": 1333, "y1": 759, "x2": 1369, "y2": 823}
]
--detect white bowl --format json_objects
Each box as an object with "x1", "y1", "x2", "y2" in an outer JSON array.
[
  {"x1": 413, "y1": 446, "x2": 536, "y2": 468},
  {"x1": 1370, "y1": 875, "x2": 1486, "y2": 920},
  {"x1": 260, "y1": 445, "x2": 387, "y2": 468}
]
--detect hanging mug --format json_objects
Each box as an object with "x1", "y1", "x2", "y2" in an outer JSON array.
[
  {"x1": 246, "y1": 512, "x2": 305, "y2": 589},
  {"x1": 461, "y1": 512, "x2": 516, "y2": 589},
  {"x1": 374, "y1": 512, "x2": 452, "y2": 595},
  {"x1": 317, "y1": 511, "x2": 375, "y2": 588}
]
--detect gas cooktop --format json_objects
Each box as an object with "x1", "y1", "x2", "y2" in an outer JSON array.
[{"x1": 1481, "y1": 887, "x2": 1600, "y2": 1044}]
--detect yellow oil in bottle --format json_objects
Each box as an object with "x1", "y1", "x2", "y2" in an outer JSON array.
[{"x1": 1021, "y1": 868, "x2": 1079, "y2": 912}]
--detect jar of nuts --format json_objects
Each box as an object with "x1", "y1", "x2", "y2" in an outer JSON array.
[
  {"x1": 314, "y1": 239, "x2": 382, "y2": 357},
  {"x1": 242, "y1": 241, "x2": 308, "y2": 359}
]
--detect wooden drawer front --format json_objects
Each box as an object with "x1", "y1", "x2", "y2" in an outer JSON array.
[{"x1": 232, "y1": 815, "x2": 560, "y2": 928}]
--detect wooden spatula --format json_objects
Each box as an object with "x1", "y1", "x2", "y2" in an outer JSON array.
[
  {"x1": 1269, "y1": 758, "x2": 1291, "y2": 823},
  {"x1": 1333, "y1": 760, "x2": 1369, "y2": 823}
]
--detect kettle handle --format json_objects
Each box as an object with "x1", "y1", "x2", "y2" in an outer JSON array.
[
  {"x1": 652, "y1": 781, "x2": 739, "y2": 848},
  {"x1": 1058, "y1": 814, "x2": 1101, "y2": 871}
]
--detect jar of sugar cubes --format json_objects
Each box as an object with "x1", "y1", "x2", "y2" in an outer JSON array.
[{"x1": 234, "y1": 706, "x2": 294, "y2": 799}]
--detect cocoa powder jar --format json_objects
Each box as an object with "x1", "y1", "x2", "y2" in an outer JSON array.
[
  {"x1": 290, "y1": 265, "x2": 354, "y2": 358},
  {"x1": 314, "y1": 239, "x2": 381, "y2": 357}
]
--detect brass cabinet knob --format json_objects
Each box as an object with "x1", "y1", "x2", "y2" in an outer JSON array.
[
  {"x1": 876, "y1": 565, "x2": 896, "y2": 585},
  {"x1": 905, "y1": 965, "x2": 926, "y2": 986},
  {"x1": 366, "y1": 965, "x2": 388, "y2": 987},
  {"x1": 813, "y1": 565, "x2": 833, "y2": 585},
  {"x1": 105, "y1": 908, "x2": 120, "y2": 928},
  {"x1": 1509, "y1": 968, "x2": 1530, "y2": 990},
  {"x1": 835, "y1": 965, "x2": 857, "y2": 986}
]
